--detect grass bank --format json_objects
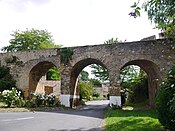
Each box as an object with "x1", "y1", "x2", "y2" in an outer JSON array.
[{"x1": 105, "y1": 108, "x2": 164, "y2": 131}]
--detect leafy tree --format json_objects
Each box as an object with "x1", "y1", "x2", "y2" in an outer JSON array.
[
  {"x1": 2, "y1": 28, "x2": 61, "y2": 52},
  {"x1": 130, "y1": 0, "x2": 175, "y2": 38},
  {"x1": 2, "y1": 29, "x2": 61, "y2": 80},
  {"x1": 80, "y1": 70, "x2": 89, "y2": 81}
]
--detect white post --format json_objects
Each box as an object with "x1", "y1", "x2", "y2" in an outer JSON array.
[
  {"x1": 60, "y1": 94, "x2": 71, "y2": 107},
  {"x1": 109, "y1": 96, "x2": 121, "y2": 107}
]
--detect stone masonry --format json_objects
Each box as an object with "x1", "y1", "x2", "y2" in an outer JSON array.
[{"x1": 0, "y1": 39, "x2": 175, "y2": 108}]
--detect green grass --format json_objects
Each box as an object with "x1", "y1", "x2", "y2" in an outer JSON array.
[{"x1": 105, "y1": 109, "x2": 165, "y2": 131}]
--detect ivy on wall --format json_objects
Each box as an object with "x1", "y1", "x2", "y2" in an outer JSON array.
[
  {"x1": 60, "y1": 48, "x2": 73, "y2": 65},
  {"x1": 5, "y1": 56, "x2": 23, "y2": 65}
]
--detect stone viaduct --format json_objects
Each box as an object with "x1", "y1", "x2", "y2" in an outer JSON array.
[{"x1": 0, "y1": 39, "x2": 175, "y2": 108}]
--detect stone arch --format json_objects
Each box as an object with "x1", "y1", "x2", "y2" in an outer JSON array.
[
  {"x1": 120, "y1": 59, "x2": 160, "y2": 108},
  {"x1": 70, "y1": 58, "x2": 109, "y2": 107},
  {"x1": 29, "y1": 61, "x2": 59, "y2": 96}
]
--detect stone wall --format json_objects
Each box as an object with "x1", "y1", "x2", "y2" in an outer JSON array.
[{"x1": 0, "y1": 39, "x2": 175, "y2": 107}]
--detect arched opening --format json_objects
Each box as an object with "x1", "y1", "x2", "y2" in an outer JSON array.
[
  {"x1": 29, "y1": 61, "x2": 61, "y2": 98},
  {"x1": 70, "y1": 58, "x2": 110, "y2": 107},
  {"x1": 120, "y1": 60, "x2": 160, "y2": 108}
]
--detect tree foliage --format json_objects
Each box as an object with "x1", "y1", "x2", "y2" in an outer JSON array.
[
  {"x1": 130, "y1": 0, "x2": 175, "y2": 38},
  {"x1": 120, "y1": 66, "x2": 148, "y2": 103},
  {"x1": 2, "y1": 28, "x2": 62, "y2": 81},
  {"x1": 80, "y1": 70, "x2": 89, "y2": 81},
  {"x1": 2, "y1": 28, "x2": 61, "y2": 52},
  {"x1": 90, "y1": 64, "x2": 109, "y2": 82},
  {"x1": 156, "y1": 66, "x2": 175, "y2": 130},
  {"x1": 89, "y1": 78, "x2": 102, "y2": 87},
  {"x1": 46, "y1": 67, "x2": 61, "y2": 80}
]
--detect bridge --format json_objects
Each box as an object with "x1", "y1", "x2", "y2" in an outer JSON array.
[{"x1": 0, "y1": 39, "x2": 175, "y2": 108}]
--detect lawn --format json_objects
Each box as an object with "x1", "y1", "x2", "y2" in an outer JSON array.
[{"x1": 105, "y1": 108, "x2": 165, "y2": 131}]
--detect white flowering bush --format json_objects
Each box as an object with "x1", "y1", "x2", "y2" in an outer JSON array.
[
  {"x1": 45, "y1": 95, "x2": 56, "y2": 106},
  {"x1": 0, "y1": 88, "x2": 60, "y2": 108},
  {"x1": 30, "y1": 93, "x2": 45, "y2": 107},
  {"x1": 0, "y1": 87, "x2": 25, "y2": 107},
  {"x1": 29, "y1": 93, "x2": 58, "y2": 107}
]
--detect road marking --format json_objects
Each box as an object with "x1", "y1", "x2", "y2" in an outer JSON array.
[{"x1": 1, "y1": 117, "x2": 34, "y2": 122}]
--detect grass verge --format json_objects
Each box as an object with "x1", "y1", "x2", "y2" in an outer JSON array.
[{"x1": 105, "y1": 108, "x2": 165, "y2": 131}]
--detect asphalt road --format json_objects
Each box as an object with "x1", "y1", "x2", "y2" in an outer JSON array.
[{"x1": 0, "y1": 100, "x2": 109, "y2": 131}]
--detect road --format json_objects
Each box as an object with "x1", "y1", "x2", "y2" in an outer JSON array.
[{"x1": 0, "y1": 100, "x2": 109, "y2": 131}]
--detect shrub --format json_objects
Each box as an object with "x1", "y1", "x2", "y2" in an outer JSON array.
[
  {"x1": 29, "y1": 92, "x2": 58, "y2": 107},
  {"x1": 79, "y1": 81, "x2": 93, "y2": 100},
  {"x1": 0, "y1": 66, "x2": 16, "y2": 92},
  {"x1": 0, "y1": 87, "x2": 25, "y2": 107},
  {"x1": 156, "y1": 66, "x2": 175, "y2": 130},
  {"x1": 93, "y1": 92, "x2": 100, "y2": 98},
  {"x1": 30, "y1": 93, "x2": 45, "y2": 107},
  {"x1": 44, "y1": 95, "x2": 57, "y2": 106}
]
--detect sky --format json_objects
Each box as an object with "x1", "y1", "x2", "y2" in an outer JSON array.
[{"x1": 0, "y1": 0, "x2": 159, "y2": 50}]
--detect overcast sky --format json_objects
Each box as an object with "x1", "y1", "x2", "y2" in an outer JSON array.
[{"x1": 0, "y1": 0, "x2": 159, "y2": 50}]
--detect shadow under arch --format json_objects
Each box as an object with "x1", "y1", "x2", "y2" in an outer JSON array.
[
  {"x1": 70, "y1": 58, "x2": 109, "y2": 107},
  {"x1": 29, "y1": 61, "x2": 58, "y2": 95},
  {"x1": 120, "y1": 59, "x2": 160, "y2": 108}
]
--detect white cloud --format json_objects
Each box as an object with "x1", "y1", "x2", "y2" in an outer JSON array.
[{"x1": 0, "y1": 0, "x2": 159, "y2": 50}]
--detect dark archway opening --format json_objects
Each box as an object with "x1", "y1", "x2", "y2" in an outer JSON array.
[
  {"x1": 120, "y1": 60, "x2": 160, "y2": 109},
  {"x1": 70, "y1": 58, "x2": 109, "y2": 107}
]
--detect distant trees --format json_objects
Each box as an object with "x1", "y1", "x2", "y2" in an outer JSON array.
[{"x1": 90, "y1": 64, "x2": 109, "y2": 82}]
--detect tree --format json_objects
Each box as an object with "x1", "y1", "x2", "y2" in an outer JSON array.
[
  {"x1": 80, "y1": 70, "x2": 89, "y2": 81},
  {"x1": 2, "y1": 28, "x2": 61, "y2": 80},
  {"x1": 130, "y1": 0, "x2": 175, "y2": 38},
  {"x1": 2, "y1": 28, "x2": 61, "y2": 52}
]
